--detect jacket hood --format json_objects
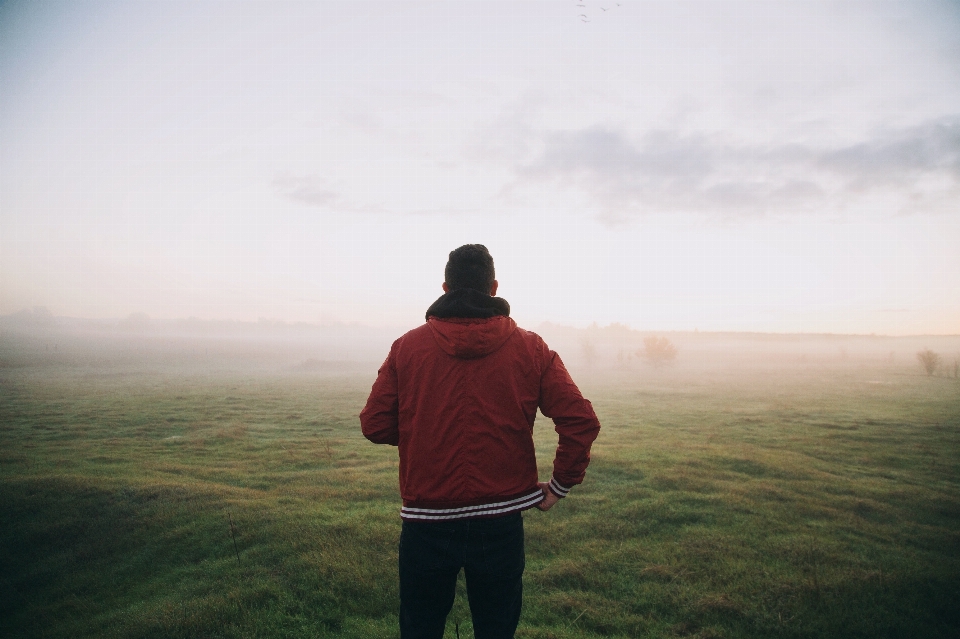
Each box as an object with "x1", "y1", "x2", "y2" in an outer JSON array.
[
  {"x1": 428, "y1": 315, "x2": 517, "y2": 359},
  {"x1": 425, "y1": 288, "x2": 510, "y2": 321},
  {"x1": 425, "y1": 289, "x2": 514, "y2": 358}
]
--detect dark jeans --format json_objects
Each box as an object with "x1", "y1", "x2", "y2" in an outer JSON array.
[{"x1": 399, "y1": 512, "x2": 525, "y2": 639}]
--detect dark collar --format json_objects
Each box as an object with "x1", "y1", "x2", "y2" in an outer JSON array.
[{"x1": 425, "y1": 288, "x2": 511, "y2": 321}]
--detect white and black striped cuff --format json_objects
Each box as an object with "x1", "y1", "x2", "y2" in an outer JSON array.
[
  {"x1": 548, "y1": 477, "x2": 571, "y2": 498},
  {"x1": 401, "y1": 490, "x2": 544, "y2": 521}
]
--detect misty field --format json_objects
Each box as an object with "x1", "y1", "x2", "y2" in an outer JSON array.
[{"x1": 2, "y1": 329, "x2": 959, "y2": 638}]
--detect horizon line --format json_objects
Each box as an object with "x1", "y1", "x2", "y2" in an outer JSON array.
[{"x1": 1, "y1": 311, "x2": 958, "y2": 340}]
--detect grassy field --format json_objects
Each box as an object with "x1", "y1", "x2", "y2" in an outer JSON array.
[{"x1": 2, "y1": 331, "x2": 959, "y2": 638}]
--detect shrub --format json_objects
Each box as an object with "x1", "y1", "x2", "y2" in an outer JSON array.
[
  {"x1": 916, "y1": 349, "x2": 940, "y2": 376},
  {"x1": 639, "y1": 336, "x2": 677, "y2": 368}
]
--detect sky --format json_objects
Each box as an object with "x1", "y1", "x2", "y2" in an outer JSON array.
[{"x1": 1, "y1": 0, "x2": 959, "y2": 334}]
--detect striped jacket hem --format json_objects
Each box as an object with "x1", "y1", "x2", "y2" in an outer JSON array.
[{"x1": 401, "y1": 489, "x2": 545, "y2": 521}]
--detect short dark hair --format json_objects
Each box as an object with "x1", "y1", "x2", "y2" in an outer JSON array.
[{"x1": 444, "y1": 244, "x2": 495, "y2": 293}]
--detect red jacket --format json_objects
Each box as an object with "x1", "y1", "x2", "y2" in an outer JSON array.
[{"x1": 360, "y1": 312, "x2": 600, "y2": 521}]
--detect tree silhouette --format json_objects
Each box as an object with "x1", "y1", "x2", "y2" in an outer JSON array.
[{"x1": 916, "y1": 349, "x2": 940, "y2": 376}]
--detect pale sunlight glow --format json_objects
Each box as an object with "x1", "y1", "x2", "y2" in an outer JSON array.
[{"x1": 2, "y1": 1, "x2": 958, "y2": 334}]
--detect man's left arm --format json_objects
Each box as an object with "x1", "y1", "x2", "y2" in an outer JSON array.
[
  {"x1": 359, "y1": 348, "x2": 400, "y2": 446},
  {"x1": 538, "y1": 347, "x2": 601, "y2": 502}
]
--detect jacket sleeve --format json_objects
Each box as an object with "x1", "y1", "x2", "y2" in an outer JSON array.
[
  {"x1": 359, "y1": 344, "x2": 400, "y2": 446},
  {"x1": 538, "y1": 344, "x2": 601, "y2": 498}
]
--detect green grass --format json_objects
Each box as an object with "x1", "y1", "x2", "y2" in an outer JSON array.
[{"x1": 2, "y1": 355, "x2": 959, "y2": 638}]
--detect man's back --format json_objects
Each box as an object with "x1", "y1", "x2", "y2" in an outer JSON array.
[{"x1": 361, "y1": 309, "x2": 597, "y2": 519}]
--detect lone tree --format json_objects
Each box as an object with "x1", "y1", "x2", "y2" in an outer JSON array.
[
  {"x1": 639, "y1": 336, "x2": 677, "y2": 368},
  {"x1": 916, "y1": 349, "x2": 941, "y2": 376}
]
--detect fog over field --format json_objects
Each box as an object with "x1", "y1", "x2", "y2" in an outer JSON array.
[
  {"x1": 2, "y1": 309, "x2": 959, "y2": 639},
  {"x1": 3, "y1": 310, "x2": 958, "y2": 381}
]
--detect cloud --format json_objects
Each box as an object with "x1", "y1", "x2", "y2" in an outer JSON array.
[
  {"x1": 507, "y1": 116, "x2": 960, "y2": 223},
  {"x1": 272, "y1": 173, "x2": 477, "y2": 218},
  {"x1": 819, "y1": 118, "x2": 960, "y2": 182},
  {"x1": 273, "y1": 173, "x2": 381, "y2": 214},
  {"x1": 274, "y1": 116, "x2": 960, "y2": 224}
]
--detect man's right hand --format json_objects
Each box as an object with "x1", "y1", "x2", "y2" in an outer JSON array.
[{"x1": 536, "y1": 481, "x2": 560, "y2": 511}]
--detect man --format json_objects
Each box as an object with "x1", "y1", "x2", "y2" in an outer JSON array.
[{"x1": 360, "y1": 244, "x2": 601, "y2": 639}]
